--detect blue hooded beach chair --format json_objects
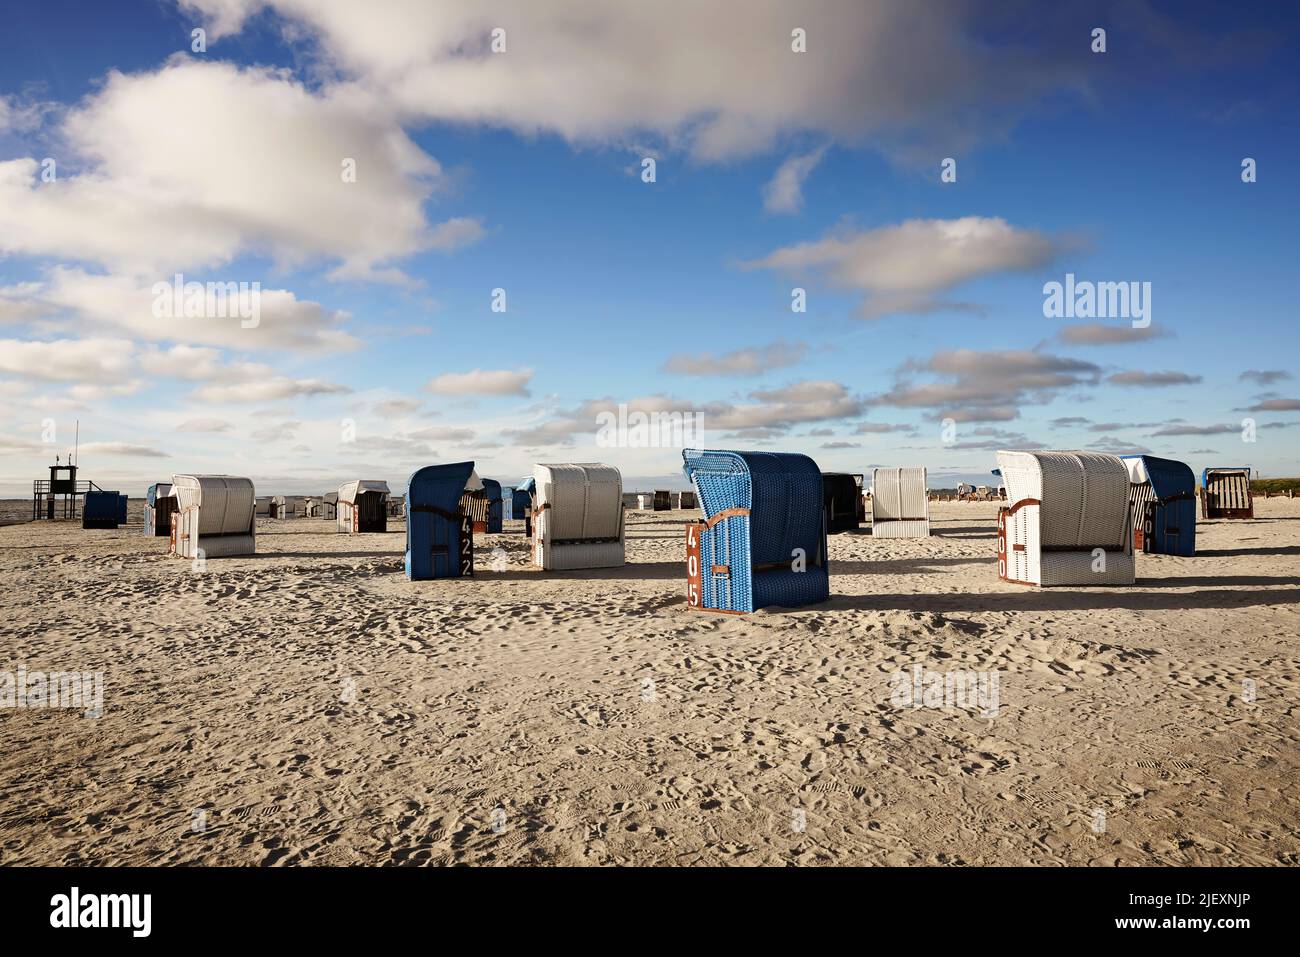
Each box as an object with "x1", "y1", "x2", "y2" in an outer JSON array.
[
  {"x1": 1122, "y1": 455, "x2": 1196, "y2": 556},
  {"x1": 144, "y1": 482, "x2": 176, "y2": 537},
  {"x1": 682, "y1": 449, "x2": 829, "y2": 613},
  {"x1": 405, "y1": 462, "x2": 476, "y2": 580},
  {"x1": 482, "y1": 479, "x2": 503, "y2": 533},
  {"x1": 83, "y1": 490, "x2": 122, "y2": 529}
]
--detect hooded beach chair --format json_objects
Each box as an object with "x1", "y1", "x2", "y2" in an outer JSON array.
[
  {"x1": 1201, "y1": 467, "x2": 1253, "y2": 520},
  {"x1": 679, "y1": 490, "x2": 698, "y2": 511},
  {"x1": 169, "y1": 475, "x2": 256, "y2": 558},
  {"x1": 822, "y1": 472, "x2": 861, "y2": 533},
  {"x1": 82, "y1": 490, "x2": 122, "y2": 529},
  {"x1": 653, "y1": 490, "x2": 671, "y2": 511},
  {"x1": 405, "y1": 462, "x2": 476, "y2": 580},
  {"x1": 682, "y1": 449, "x2": 829, "y2": 613},
  {"x1": 255, "y1": 495, "x2": 272, "y2": 517},
  {"x1": 337, "y1": 480, "x2": 390, "y2": 533},
  {"x1": 1121, "y1": 455, "x2": 1196, "y2": 556},
  {"x1": 516, "y1": 477, "x2": 537, "y2": 537},
  {"x1": 870, "y1": 467, "x2": 930, "y2": 538},
  {"x1": 996, "y1": 451, "x2": 1134, "y2": 586},
  {"x1": 482, "y1": 479, "x2": 504, "y2": 533},
  {"x1": 144, "y1": 482, "x2": 176, "y2": 537},
  {"x1": 532, "y1": 464, "x2": 625, "y2": 570}
]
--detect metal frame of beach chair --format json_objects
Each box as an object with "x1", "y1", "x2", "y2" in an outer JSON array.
[
  {"x1": 1201, "y1": 467, "x2": 1253, "y2": 520},
  {"x1": 870, "y1": 467, "x2": 930, "y2": 538},
  {"x1": 405, "y1": 462, "x2": 476, "y2": 580},
  {"x1": 682, "y1": 449, "x2": 829, "y2": 613},
  {"x1": 1121, "y1": 455, "x2": 1196, "y2": 556},
  {"x1": 169, "y1": 475, "x2": 257, "y2": 558},
  {"x1": 996, "y1": 451, "x2": 1135, "y2": 586},
  {"x1": 532, "y1": 464, "x2": 625, "y2": 570}
]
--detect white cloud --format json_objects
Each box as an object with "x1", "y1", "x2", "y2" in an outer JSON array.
[
  {"x1": 78, "y1": 442, "x2": 168, "y2": 457},
  {"x1": 744, "y1": 217, "x2": 1068, "y2": 318},
  {"x1": 762, "y1": 147, "x2": 827, "y2": 214},
  {"x1": 0, "y1": 337, "x2": 135, "y2": 382},
  {"x1": 34, "y1": 268, "x2": 359, "y2": 353},
  {"x1": 425, "y1": 368, "x2": 532, "y2": 397},
  {"x1": 178, "y1": 0, "x2": 1091, "y2": 162},
  {"x1": 663, "y1": 340, "x2": 806, "y2": 376},
  {"x1": 176, "y1": 417, "x2": 235, "y2": 432},
  {"x1": 192, "y1": 377, "x2": 351, "y2": 403},
  {"x1": 0, "y1": 59, "x2": 481, "y2": 280}
]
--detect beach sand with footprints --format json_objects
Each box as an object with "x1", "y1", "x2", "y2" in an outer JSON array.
[{"x1": 1, "y1": 500, "x2": 1297, "y2": 866}]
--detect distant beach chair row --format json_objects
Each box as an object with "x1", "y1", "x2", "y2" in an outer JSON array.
[{"x1": 124, "y1": 448, "x2": 1249, "y2": 612}]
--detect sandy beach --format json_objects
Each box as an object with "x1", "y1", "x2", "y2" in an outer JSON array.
[{"x1": 1, "y1": 501, "x2": 1296, "y2": 866}]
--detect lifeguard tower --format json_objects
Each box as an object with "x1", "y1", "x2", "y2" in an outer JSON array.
[{"x1": 32, "y1": 454, "x2": 102, "y2": 520}]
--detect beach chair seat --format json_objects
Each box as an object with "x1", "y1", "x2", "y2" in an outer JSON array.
[
  {"x1": 532, "y1": 464, "x2": 625, "y2": 570},
  {"x1": 996, "y1": 451, "x2": 1134, "y2": 586},
  {"x1": 683, "y1": 449, "x2": 829, "y2": 613},
  {"x1": 1201, "y1": 467, "x2": 1253, "y2": 520}
]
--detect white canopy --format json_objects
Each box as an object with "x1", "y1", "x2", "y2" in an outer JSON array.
[
  {"x1": 337, "y1": 480, "x2": 391, "y2": 505},
  {"x1": 171, "y1": 475, "x2": 256, "y2": 535}
]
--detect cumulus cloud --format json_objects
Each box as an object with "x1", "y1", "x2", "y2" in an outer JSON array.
[
  {"x1": 1058, "y1": 323, "x2": 1171, "y2": 345},
  {"x1": 425, "y1": 368, "x2": 532, "y2": 396},
  {"x1": 744, "y1": 217, "x2": 1068, "y2": 318},
  {"x1": 29, "y1": 268, "x2": 358, "y2": 354},
  {"x1": 1242, "y1": 398, "x2": 1300, "y2": 412},
  {"x1": 176, "y1": 417, "x2": 234, "y2": 432},
  {"x1": 192, "y1": 377, "x2": 351, "y2": 403},
  {"x1": 0, "y1": 59, "x2": 480, "y2": 280},
  {"x1": 1106, "y1": 370, "x2": 1202, "y2": 387},
  {"x1": 0, "y1": 337, "x2": 135, "y2": 382},
  {"x1": 77, "y1": 441, "x2": 168, "y2": 457},
  {"x1": 178, "y1": 0, "x2": 1092, "y2": 162},
  {"x1": 869, "y1": 349, "x2": 1101, "y2": 421},
  {"x1": 1239, "y1": 369, "x2": 1291, "y2": 385},
  {"x1": 762, "y1": 147, "x2": 827, "y2": 214},
  {"x1": 662, "y1": 340, "x2": 807, "y2": 376}
]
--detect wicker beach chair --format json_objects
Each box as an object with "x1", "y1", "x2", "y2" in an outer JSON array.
[
  {"x1": 82, "y1": 490, "x2": 122, "y2": 529},
  {"x1": 532, "y1": 464, "x2": 625, "y2": 570},
  {"x1": 1121, "y1": 456, "x2": 1196, "y2": 556},
  {"x1": 822, "y1": 472, "x2": 862, "y2": 533},
  {"x1": 870, "y1": 467, "x2": 930, "y2": 538},
  {"x1": 337, "y1": 480, "x2": 390, "y2": 533},
  {"x1": 144, "y1": 482, "x2": 176, "y2": 537},
  {"x1": 682, "y1": 449, "x2": 829, "y2": 613},
  {"x1": 405, "y1": 462, "x2": 476, "y2": 580},
  {"x1": 170, "y1": 475, "x2": 256, "y2": 558},
  {"x1": 1201, "y1": 467, "x2": 1253, "y2": 520},
  {"x1": 996, "y1": 451, "x2": 1135, "y2": 586},
  {"x1": 482, "y1": 479, "x2": 504, "y2": 533}
]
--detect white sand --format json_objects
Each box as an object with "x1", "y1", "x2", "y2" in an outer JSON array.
[{"x1": 1, "y1": 501, "x2": 1297, "y2": 865}]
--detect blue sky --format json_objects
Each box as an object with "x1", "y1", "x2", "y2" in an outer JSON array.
[{"x1": 0, "y1": 0, "x2": 1296, "y2": 495}]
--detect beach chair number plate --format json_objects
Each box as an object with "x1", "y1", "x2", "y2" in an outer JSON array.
[
  {"x1": 996, "y1": 508, "x2": 1008, "y2": 581},
  {"x1": 685, "y1": 522, "x2": 703, "y2": 608},
  {"x1": 459, "y1": 514, "x2": 474, "y2": 577}
]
